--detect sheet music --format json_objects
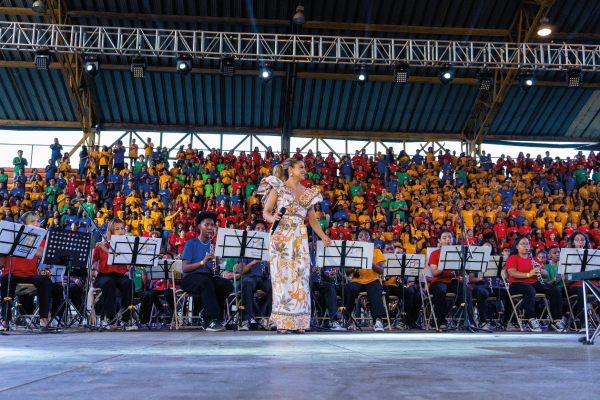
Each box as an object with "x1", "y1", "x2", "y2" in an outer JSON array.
[
  {"x1": 316, "y1": 240, "x2": 373, "y2": 269},
  {"x1": 482, "y1": 256, "x2": 504, "y2": 278},
  {"x1": 558, "y1": 248, "x2": 600, "y2": 274},
  {"x1": 438, "y1": 245, "x2": 492, "y2": 272},
  {"x1": 214, "y1": 228, "x2": 270, "y2": 261},
  {"x1": 146, "y1": 260, "x2": 182, "y2": 280},
  {"x1": 0, "y1": 220, "x2": 46, "y2": 259},
  {"x1": 383, "y1": 253, "x2": 426, "y2": 277},
  {"x1": 108, "y1": 235, "x2": 162, "y2": 266}
]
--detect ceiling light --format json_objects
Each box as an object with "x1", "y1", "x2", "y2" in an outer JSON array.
[
  {"x1": 31, "y1": 0, "x2": 48, "y2": 13},
  {"x1": 131, "y1": 57, "x2": 146, "y2": 78},
  {"x1": 394, "y1": 62, "x2": 409, "y2": 83},
  {"x1": 518, "y1": 70, "x2": 534, "y2": 92},
  {"x1": 477, "y1": 69, "x2": 493, "y2": 91},
  {"x1": 538, "y1": 18, "x2": 552, "y2": 37},
  {"x1": 354, "y1": 66, "x2": 368, "y2": 87},
  {"x1": 84, "y1": 55, "x2": 100, "y2": 77},
  {"x1": 293, "y1": 4, "x2": 306, "y2": 25},
  {"x1": 567, "y1": 67, "x2": 582, "y2": 88},
  {"x1": 437, "y1": 64, "x2": 454, "y2": 85},
  {"x1": 221, "y1": 56, "x2": 236, "y2": 77},
  {"x1": 259, "y1": 63, "x2": 274, "y2": 83},
  {"x1": 176, "y1": 55, "x2": 193, "y2": 76},
  {"x1": 34, "y1": 49, "x2": 50, "y2": 70}
]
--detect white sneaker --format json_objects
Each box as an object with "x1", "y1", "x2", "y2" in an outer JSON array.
[
  {"x1": 374, "y1": 319, "x2": 384, "y2": 332},
  {"x1": 395, "y1": 321, "x2": 407, "y2": 330},
  {"x1": 551, "y1": 320, "x2": 567, "y2": 333},
  {"x1": 50, "y1": 319, "x2": 59, "y2": 328},
  {"x1": 100, "y1": 319, "x2": 111, "y2": 330},
  {"x1": 527, "y1": 318, "x2": 542, "y2": 332},
  {"x1": 239, "y1": 320, "x2": 250, "y2": 331},
  {"x1": 125, "y1": 324, "x2": 139, "y2": 331},
  {"x1": 480, "y1": 322, "x2": 493, "y2": 331},
  {"x1": 331, "y1": 321, "x2": 347, "y2": 331},
  {"x1": 206, "y1": 320, "x2": 226, "y2": 332}
]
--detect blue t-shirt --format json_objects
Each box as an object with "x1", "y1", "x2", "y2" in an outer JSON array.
[
  {"x1": 182, "y1": 238, "x2": 212, "y2": 277},
  {"x1": 319, "y1": 200, "x2": 332, "y2": 214},
  {"x1": 51, "y1": 144, "x2": 63, "y2": 159},
  {"x1": 239, "y1": 257, "x2": 268, "y2": 277},
  {"x1": 271, "y1": 159, "x2": 281, "y2": 169},
  {"x1": 377, "y1": 159, "x2": 388, "y2": 174},
  {"x1": 480, "y1": 156, "x2": 491, "y2": 171},
  {"x1": 216, "y1": 194, "x2": 231, "y2": 206},
  {"x1": 45, "y1": 164, "x2": 57, "y2": 180},
  {"x1": 498, "y1": 188, "x2": 516, "y2": 203},
  {"x1": 333, "y1": 211, "x2": 349, "y2": 222},
  {"x1": 342, "y1": 161, "x2": 352, "y2": 176},
  {"x1": 114, "y1": 147, "x2": 125, "y2": 164},
  {"x1": 385, "y1": 180, "x2": 398, "y2": 196},
  {"x1": 413, "y1": 154, "x2": 423, "y2": 164},
  {"x1": 514, "y1": 216, "x2": 527, "y2": 227}
]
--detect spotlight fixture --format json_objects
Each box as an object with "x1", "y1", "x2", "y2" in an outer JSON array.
[
  {"x1": 354, "y1": 66, "x2": 368, "y2": 87},
  {"x1": 437, "y1": 64, "x2": 454, "y2": 85},
  {"x1": 477, "y1": 69, "x2": 493, "y2": 91},
  {"x1": 394, "y1": 62, "x2": 410, "y2": 83},
  {"x1": 221, "y1": 55, "x2": 236, "y2": 77},
  {"x1": 537, "y1": 17, "x2": 552, "y2": 37},
  {"x1": 518, "y1": 70, "x2": 534, "y2": 92},
  {"x1": 84, "y1": 55, "x2": 100, "y2": 77},
  {"x1": 292, "y1": 4, "x2": 306, "y2": 25},
  {"x1": 567, "y1": 67, "x2": 582, "y2": 88},
  {"x1": 131, "y1": 57, "x2": 146, "y2": 78},
  {"x1": 259, "y1": 63, "x2": 274, "y2": 83},
  {"x1": 31, "y1": 0, "x2": 48, "y2": 13},
  {"x1": 34, "y1": 49, "x2": 51, "y2": 70},
  {"x1": 176, "y1": 55, "x2": 193, "y2": 76}
]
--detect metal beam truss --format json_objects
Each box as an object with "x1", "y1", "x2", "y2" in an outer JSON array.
[{"x1": 1, "y1": 22, "x2": 600, "y2": 71}]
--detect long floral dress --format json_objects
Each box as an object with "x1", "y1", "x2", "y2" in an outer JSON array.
[{"x1": 258, "y1": 176, "x2": 323, "y2": 330}]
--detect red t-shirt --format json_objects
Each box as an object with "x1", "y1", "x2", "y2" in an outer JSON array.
[
  {"x1": 505, "y1": 254, "x2": 540, "y2": 285},
  {"x1": 93, "y1": 245, "x2": 127, "y2": 275},
  {"x1": 429, "y1": 248, "x2": 455, "y2": 284},
  {"x1": 4, "y1": 240, "x2": 45, "y2": 277}
]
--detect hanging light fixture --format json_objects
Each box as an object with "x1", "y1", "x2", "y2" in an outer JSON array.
[
  {"x1": 537, "y1": 18, "x2": 552, "y2": 36},
  {"x1": 31, "y1": 0, "x2": 48, "y2": 13},
  {"x1": 293, "y1": 2, "x2": 306, "y2": 25}
]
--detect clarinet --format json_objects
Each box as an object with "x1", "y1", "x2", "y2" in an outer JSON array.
[
  {"x1": 528, "y1": 252, "x2": 547, "y2": 290},
  {"x1": 209, "y1": 232, "x2": 219, "y2": 278},
  {"x1": 261, "y1": 261, "x2": 268, "y2": 282}
]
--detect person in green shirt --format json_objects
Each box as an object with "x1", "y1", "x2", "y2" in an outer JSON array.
[
  {"x1": 0, "y1": 168, "x2": 8, "y2": 184},
  {"x1": 592, "y1": 168, "x2": 600, "y2": 184},
  {"x1": 81, "y1": 195, "x2": 98, "y2": 217},
  {"x1": 214, "y1": 177, "x2": 225, "y2": 198},
  {"x1": 59, "y1": 203, "x2": 76, "y2": 217},
  {"x1": 12, "y1": 150, "x2": 28, "y2": 179},
  {"x1": 45, "y1": 179, "x2": 61, "y2": 205},
  {"x1": 396, "y1": 169, "x2": 411, "y2": 185},
  {"x1": 216, "y1": 162, "x2": 227, "y2": 173},
  {"x1": 204, "y1": 178, "x2": 214, "y2": 197},
  {"x1": 134, "y1": 155, "x2": 146, "y2": 174},
  {"x1": 245, "y1": 182, "x2": 257, "y2": 199},
  {"x1": 377, "y1": 188, "x2": 393, "y2": 221},
  {"x1": 202, "y1": 169, "x2": 211, "y2": 183},
  {"x1": 349, "y1": 179, "x2": 363, "y2": 199},
  {"x1": 573, "y1": 164, "x2": 588, "y2": 187},
  {"x1": 389, "y1": 193, "x2": 408, "y2": 221},
  {"x1": 543, "y1": 245, "x2": 564, "y2": 288}
]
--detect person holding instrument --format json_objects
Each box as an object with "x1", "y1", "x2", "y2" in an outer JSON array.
[
  {"x1": 93, "y1": 218, "x2": 134, "y2": 329},
  {"x1": 180, "y1": 211, "x2": 233, "y2": 332},
  {"x1": 260, "y1": 157, "x2": 331, "y2": 334},
  {"x1": 563, "y1": 231, "x2": 595, "y2": 331},
  {"x1": 428, "y1": 229, "x2": 475, "y2": 331},
  {"x1": 344, "y1": 228, "x2": 387, "y2": 332},
  {"x1": 505, "y1": 236, "x2": 566, "y2": 332}
]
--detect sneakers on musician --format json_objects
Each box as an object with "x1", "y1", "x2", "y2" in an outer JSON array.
[
  {"x1": 206, "y1": 320, "x2": 226, "y2": 332},
  {"x1": 269, "y1": 322, "x2": 277, "y2": 331},
  {"x1": 527, "y1": 318, "x2": 542, "y2": 332},
  {"x1": 374, "y1": 319, "x2": 384, "y2": 332},
  {"x1": 125, "y1": 324, "x2": 139, "y2": 331},
  {"x1": 239, "y1": 320, "x2": 250, "y2": 331},
  {"x1": 480, "y1": 322, "x2": 494, "y2": 331},
  {"x1": 395, "y1": 320, "x2": 407, "y2": 330},
  {"x1": 579, "y1": 322, "x2": 596, "y2": 332},
  {"x1": 550, "y1": 320, "x2": 567, "y2": 333},
  {"x1": 331, "y1": 320, "x2": 347, "y2": 331},
  {"x1": 100, "y1": 319, "x2": 111, "y2": 330}
]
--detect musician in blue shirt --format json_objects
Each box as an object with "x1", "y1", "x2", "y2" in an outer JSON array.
[{"x1": 181, "y1": 211, "x2": 233, "y2": 332}]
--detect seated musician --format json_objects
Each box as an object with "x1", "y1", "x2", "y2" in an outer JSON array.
[
  {"x1": 344, "y1": 228, "x2": 387, "y2": 332},
  {"x1": 506, "y1": 236, "x2": 566, "y2": 332},
  {"x1": 181, "y1": 211, "x2": 233, "y2": 332},
  {"x1": 222, "y1": 220, "x2": 273, "y2": 331},
  {"x1": 0, "y1": 212, "x2": 55, "y2": 331},
  {"x1": 93, "y1": 218, "x2": 134, "y2": 328},
  {"x1": 381, "y1": 241, "x2": 420, "y2": 329},
  {"x1": 310, "y1": 247, "x2": 345, "y2": 331},
  {"x1": 563, "y1": 232, "x2": 595, "y2": 331},
  {"x1": 428, "y1": 229, "x2": 475, "y2": 331}
]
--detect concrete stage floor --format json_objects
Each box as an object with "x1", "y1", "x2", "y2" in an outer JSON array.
[{"x1": 0, "y1": 330, "x2": 598, "y2": 399}]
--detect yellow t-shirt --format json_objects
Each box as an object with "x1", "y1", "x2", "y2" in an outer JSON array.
[
  {"x1": 98, "y1": 152, "x2": 109, "y2": 166},
  {"x1": 352, "y1": 249, "x2": 386, "y2": 285},
  {"x1": 129, "y1": 144, "x2": 138, "y2": 158},
  {"x1": 145, "y1": 142, "x2": 154, "y2": 156}
]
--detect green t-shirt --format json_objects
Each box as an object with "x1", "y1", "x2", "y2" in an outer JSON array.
[
  {"x1": 81, "y1": 202, "x2": 95, "y2": 217},
  {"x1": 133, "y1": 268, "x2": 144, "y2": 292},
  {"x1": 390, "y1": 200, "x2": 407, "y2": 220},
  {"x1": 214, "y1": 182, "x2": 225, "y2": 196},
  {"x1": 216, "y1": 164, "x2": 226, "y2": 173},
  {"x1": 202, "y1": 173, "x2": 211, "y2": 183},
  {"x1": 45, "y1": 185, "x2": 61, "y2": 204},
  {"x1": 204, "y1": 184, "x2": 214, "y2": 196},
  {"x1": 349, "y1": 185, "x2": 362, "y2": 199},
  {"x1": 457, "y1": 170, "x2": 467, "y2": 180},
  {"x1": 377, "y1": 194, "x2": 393, "y2": 209},
  {"x1": 245, "y1": 183, "x2": 257, "y2": 198},
  {"x1": 12, "y1": 157, "x2": 27, "y2": 175},
  {"x1": 176, "y1": 174, "x2": 186, "y2": 185},
  {"x1": 593, "y1": 172, "x2": 600, "y2": 184},
  {"x1": 396, "y1": 172, "x2": 411, "y2": 185},
  {"x1": 59, "y1": 204, "x2": 75, "y2": 215},
  {"x1": 0, "y1": 173, "x2": 7, "y2": 183},
  {"x1": 134, "y1": 161, "x2": 145, "y2": 174},
  {"x1": 223, "y1": 258, "x2": 239, "y2": 283},
  {"x1": 543, "y1": 263, "x2": 565, "y2": 288},
  {"x1": 573, "y1": 169, "x2": 588, "y2": 185},
  {"x1": 305, "y1": 172, "x2": 314, "y2": 180}
]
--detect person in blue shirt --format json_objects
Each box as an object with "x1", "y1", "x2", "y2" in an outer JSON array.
[
  {"x1": 216, "y1": 187, "x2": 231, "y2": 207},
  {"x1": 158, "y1": 184, "x2": 171, "y2": 209},
  {"x1": 333, "y1": 207, "x2": 349, "y2": 223},
  {"x1": 377, "y1": 155, "x2": 389, "y2": 181},
  {"x1": 501, "y1": 197, "x2": 511, "y2": 213},
  {"x1": 564, "y1": 173, "x2": 577, "y2": 193},
  {"x1": 62, "y1": 207, "x2": 79, "y2": 227},
  {"x1": 208, "y1": 165, "x2": 220, "y2": 182},
  {"x1": 108, "y1": 167, "x2": 124, "y2": 191},
  {"x1": 123, "y1": 180, "x2": 136, "y2": 197},
  {"x1": 536, "y1": 176, "x2": 550, "y2": 194},
  {"x1": 56, "y1": 171, "x2": 67, "y2": 189},
  {"x1": 180, "y1": 211, "x2": 233, "y2": 331},
  {"x1": 45, "y1": 159, "x2": 58, "y2": 184},
  {"x1": 413, "y1": 149, "x2": 424, "y2": 165},
  {"x1": 496, "y1": 184, "x2": 516, "y2": 203},
  {"x1": 440, "y1": 159, "x2": 454, "y2": 177},
  {"x1": 549, "y1": 177, "x2": 562, "y2": 192},
  {"x1": 113, "y1": 141, "x2": 126, "y2": 171},
  {"x1": 341, "y1": 156, "x2": 353, "y2": 182},
  {"x1": 0, "y1": 182, "x2": 8, "y2": 197},
  {"x1": 514, "y1": 209, "x2": 527, "y2": 227},
  {"x1": 271, "y1": 155, "x2": 282, "y2": 169},
  {"x1": 319, "y1": 194, "x2": 332, "y2": 215},
  {"x1": 136, "y1": 166, "x2": 149, "y2": 191},
  {"x1": 184, "y1": 164, "x2": 198, "y2": 176},
  {"x1": 50, "y1": 138, "x2": 63, "y2": 164},
  {"x1": 36, "y1": 194, "x2": 50, "y2": 211},
  {"x1": 140, "y1": 178, "x2": 154, "y2": 196},
  {"x1": 151, "y1": 149, "x2": 163, "y2": 165},
  {"x1": 479, "y1": 151, "x2": 491, "y2": 171},
  {"x1": 9, "y1": 181, "x2": 25, "y2": 199},
  {"x1": 454, "y1": 173, "x2": 466, "y2": 188}
]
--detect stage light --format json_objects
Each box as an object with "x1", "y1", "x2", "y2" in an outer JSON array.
[
  {"x1": 34, "y1": 49, "x2": 50, "y2": 70},
  {"x1": 293, "y1": 4, "x2": 306, "y2": 25},
  {"x1": 477, "y1": 69, "x2": 493, "y2": 91},
  {"x1": 437, "y1": 64, "x2": 454, "y2": 85},
  {"x1": 259, "y1": 63, "x2": 274, "y2": 83},
  {"x1": 176, "y1": 55, "x2": 193, "y2": 76},
  {"x1": 567, "y1": 67, "x2": 582, "y2": 88},
  {"x1": 518, "y1": 70, "x2": 534, "y2": 92},
  {"x1": 31, "y1": 0, "x2": 48, "y2": 13},
  {"x1": 354, "y1": 66, "x2": 368, "y2": 87},
  {"x1": 221, "y1": 56, "x2": 236, "y2": 77},
  {"x1": 537, "y1": 18, "x2": 552, "y2": 37},
  {"x1": 131, "y1": 57, "x2": 146, "y2": 78},
  {"x1": 84, "y1": 55, "x2": 100, "y2": 77},
  {"x1": 394, "y1": 62, "x2": 409, "y2": 83}
]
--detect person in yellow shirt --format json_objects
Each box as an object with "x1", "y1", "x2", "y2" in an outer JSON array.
[
  {"x1": 353, "y1": 190, "x2": 365, "y2": 213},
  {"x1": 177, "y1": 188, "x2": 190, "y2": 205},
  {"x1": 144, "y1": 137, "x2": 154, "y2": 167},
  {"x1": 129, "y1": 211, "x2": 143, "y2": 236},
  {"x1": 129, "y1": 139, "x2": 138, "y2": 165},
  {"x1": 58, "y1": 159, "x2": 71, "y2": 177},
  {"x1": 91, "y1": 145, "x2": 100, "y2": 166},
  {"x1": 98, "y1": 145, "x2": 110, "y2": 175},
  {"x1": 358, "y1": 209, "x2": 372, "y2": 227},
  {"x1": 345, "y1": 228, "x2": 387, "y2": 332},
  {"x1": 461, "y1": 203, "x2": 475, "y2": 228},
  {"x1": 159, "y1": 169, "x2": 172, "y2": 188}
]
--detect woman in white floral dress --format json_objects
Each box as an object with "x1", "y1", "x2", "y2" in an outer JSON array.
[{"x1": 259, "y1": 157, "x2": 331, "y2": 333}]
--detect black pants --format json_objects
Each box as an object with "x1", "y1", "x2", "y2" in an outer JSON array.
[
  {"x1": 568, "y1": 285, "x2": 586, "y2": 318},
  {"x1": 114, "y1": 162, "x2": 124, "y2": 171},
  {"x1": 509, "y1": 281, "x2": 562, "y2": 320},
  {"x1": 311, "y1": 280, "x2": 338, "y2": 321},
  {"x1": 344, "y1": 280, "x2": 386, "y2": 322},
  {"x1": 67, "y1": 283, "x2": 84, "y2": 313},
  {"x1": 180, "y1": 273, "x2": 233, "y2": 322},
  {"x1": 0, "y1": 274, "x2": 52, "y2": 322},
  {"x1": 239, "y1": 276, "x2": 272, "y2": 322},
  {"x1": 472, "y1": 286, "x2": 512, "y2": 324},
  {"x1": 384, "y1": 285, "x2": 416, "y2": 322},
  {"x1": 430, "y1": 280, "x2": 474, "y2": 327},
  {"x1": 94, "y1": 272, "x2": 133, "y2": 321}
]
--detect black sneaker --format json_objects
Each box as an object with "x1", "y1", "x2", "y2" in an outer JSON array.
[{"x1": 206, "y1": 320, "x2": 225, "y2": 332}]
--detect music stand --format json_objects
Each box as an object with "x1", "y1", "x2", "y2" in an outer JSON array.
[
  {"x1": 107, "y1": 235, "x2": 162, "y2": 330},
  {"x1": 383, "y1": 253, "x2": 426, "y2": 328},
  {"x1": 438, "y1": 245, "x2": 492, "y2": 332},
  {"x1": 215, "y1": 228, "x2": 269, "y2": 331},
  {"x1": 560, "y1": 248, "x2": 600, "y2": 344},
  {"x1": 0, "y1": 220, "x2": 46, "y2": 331},
  {"x1": 42, "y1": 229, "x2": 91, "y2": 328},
  {"x1": 317, "y1": 240, "x2": 374, "y2": 331},
  {"x1": 147, "y1": 259, "x2": 181, "y2": 328}
]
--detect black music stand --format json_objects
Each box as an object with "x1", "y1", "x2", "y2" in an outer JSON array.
[
  {"x1": 438, "y1": 244, "x2": 492, "y2": 332},
  {"x1": 317, "y1": 240, "x2": 373, "y2": 331},
  {"x1": 42, "y1": 229, "x2": 91, "y2": 328},
  {"x1": 147, "y1": 259, "x2": 180, "y2": 328},
  {"x1": 481, "y1": 255, "x2": 508, "y2": 327},
  {"x1": 108, "y1": 236, "x2": 162, "y2": 330},
  {"x1": 0, "y1": 221, "x2": 46, "y2": 331},
  {"x1": 383, "y1": 253, "x2": 426, "y2": 329},
  {"x1": 216, "y1": 228, "x2": 270, "y2": 331}
]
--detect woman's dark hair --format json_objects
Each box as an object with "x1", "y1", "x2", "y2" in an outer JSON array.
[
  {"x1": 509, "y1": 235, "x2": 530, "y2": 256},
  {"x1": 438, "y1": 228, "x2": 454, "y2": 239},
  {"x1": 356, "y1": 228, "x2": 372, "y2": 241},
  {"x1": 567, "y1": 231, "x2": 592, "y2": 249},
  {"x1": 481, "y1": 239, "x2": 496, "y2": 255}
]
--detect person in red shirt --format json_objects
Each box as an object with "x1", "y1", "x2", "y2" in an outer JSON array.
[
  {"x1": 0, "y1": 212, "x2": 54, "y2": 330},
  {"x1": 505, "y1": 236, "x2": 565, "y2": 332},
  {"x1": 93, "y1": 218, "x2": 134, "y2": 327},
  {"x1": 428, "y1": 229, "x2": 474, "y2": 331},
  {"x1": 174, "y1": 231, "x2": 187, "y2": 253}
]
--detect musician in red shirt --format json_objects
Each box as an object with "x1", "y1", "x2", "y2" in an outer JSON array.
[
  {"x1": 506, "y1": 236, "x2": 565, "y2": 332},
  {"x1": 93, "y1": 218, "x2": 134, "y2": 327},
  {"x1": 428, "y1": 229, "x2": 475, "y2": 331},
  {"x1": 0, "y1": 212, "x2": 54, "y2": 330}
]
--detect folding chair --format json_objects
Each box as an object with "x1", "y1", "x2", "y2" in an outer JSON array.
[
  {"x1": 9, "y1": 283, "x2": 40, "y2": 329},
  {"x1": 500, "y1": 270, "x2": 552, "y2": 331},
  {"x1": 170, "y1": 263, "x2": 203, "y2": 329}
]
